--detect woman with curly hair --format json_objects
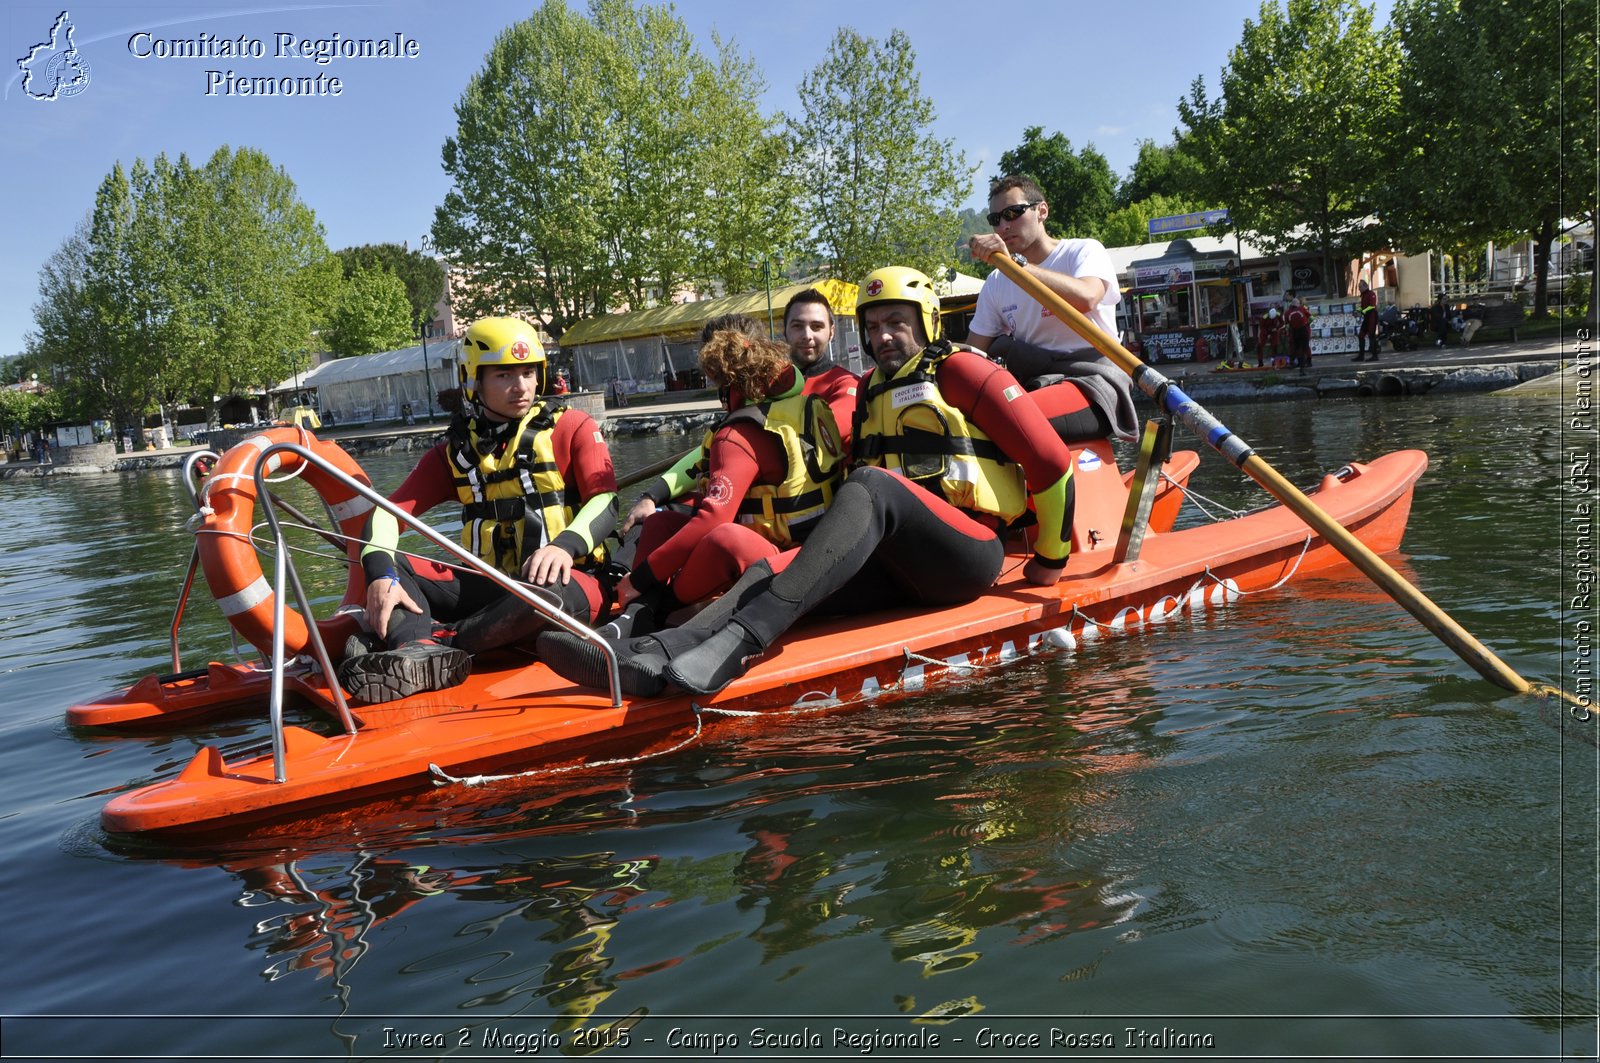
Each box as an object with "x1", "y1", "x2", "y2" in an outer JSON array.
[{"x1": 539, "y1": 322, "x2": 846, "y2": 691}]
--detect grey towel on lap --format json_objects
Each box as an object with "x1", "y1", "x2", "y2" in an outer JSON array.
[{"x1": 988, "y1": 335, "x2": 1140, "y2": 440}]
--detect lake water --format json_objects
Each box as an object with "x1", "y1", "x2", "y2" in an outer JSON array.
[{"x1": 1, "y1": 393, "x2": 1594, "y2": 1061}]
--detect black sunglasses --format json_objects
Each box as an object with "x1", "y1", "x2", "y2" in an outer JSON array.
[{"x1": 987, "y1": 201, "x2": 1042, "y2": 227}]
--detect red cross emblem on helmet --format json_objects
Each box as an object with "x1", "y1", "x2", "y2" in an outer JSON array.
[
  {"x1": 866, "y1": 279, "x2": 883, "y2": 297},
  {"x1": 510, "y1": 340, "x2": 531, "y2": 360}
]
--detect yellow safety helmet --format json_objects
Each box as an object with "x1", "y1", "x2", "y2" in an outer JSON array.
[
  {"x1": 856, "y1": 266, "x2": 942, "y2": 354},
  {"x1": 459, "y1": 317, "x2": 545, "y2": 400}
]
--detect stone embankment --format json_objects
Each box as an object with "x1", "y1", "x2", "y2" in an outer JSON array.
[{"x1": 1178, "y1": 360, "x2": 1560, "y2": 402}]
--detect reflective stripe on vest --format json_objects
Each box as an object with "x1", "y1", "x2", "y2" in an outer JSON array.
[
  {"x1": 447, "y1": 402, "x2": 574, "y2": 576},
  {"x1": 854, "y1": 342, "x2": 1028, "y2": 522}
]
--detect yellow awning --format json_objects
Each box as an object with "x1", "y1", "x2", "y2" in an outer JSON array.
[{"x1": 559, "y1": 278, "x2": 858, "y2": 347}]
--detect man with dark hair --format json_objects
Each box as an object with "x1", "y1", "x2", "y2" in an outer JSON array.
[
  {"x1": 782, "y1": 287, "x2": 859, "y2": 441},
  {"x1": 967, "y1": 175, "x2": 1136, "y2": 443},
  {"x1": 544, "y1": 265, "x2": 1076, "y2": 697}
]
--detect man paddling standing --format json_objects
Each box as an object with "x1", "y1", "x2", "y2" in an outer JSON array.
[{"x1": 966, "y1": 175, "x2": 1137, "y2": 443}]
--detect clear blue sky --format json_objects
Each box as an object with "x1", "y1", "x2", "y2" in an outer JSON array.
[{"x1": 2, "y1": 0, "x2": 1393, "y2": 361}]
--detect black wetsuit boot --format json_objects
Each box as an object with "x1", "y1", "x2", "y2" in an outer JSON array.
[{"x1": 452, "y1": 582, "x2": 578, "y2": 655}]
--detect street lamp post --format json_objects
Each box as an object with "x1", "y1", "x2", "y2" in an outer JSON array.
[
  {"x1": 755, "y1": 253, "x2": 783, "y2": 339},
  {"x1": 762, "y1": 257, "x2": 774, "y2": 339},
  {"x1": 420, "y1": 326, "x2": 435, "y2": 420}
]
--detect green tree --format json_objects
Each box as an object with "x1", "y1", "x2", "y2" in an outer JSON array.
[
  {"x1": 336, "y1": 243, "x2": 447, "y2": 331},
  {"x1": 953, "y1": 207, "x2": 995, "y2": 274},
  {"x1": 994, "y1": 127, "x2": 1117, "y2": 241},
  {"x1": 72, "y1": 164, "x2": 168, "y2": 444},
  {"x1": 1176, "y1": 0, "x2": 1402, "y2": 295},
  {"x1": 787, "y1": 27, "x2": 972, "y2": 284},
  {"x1": 433, "y1": 0, "x2": 791, "y2": 336},
  {"x1": 1117, "y1": 139, "x2": 1209, "y2": 208},
  {"x1": 0, "y1": 382, "x2": 62, "y2": 447},
  {"x1": 26, "y1": 148, "x2": 337, "y2": 442},
  {"x1": 1382, "y1": 0, "x2": 1597, "y2": 318},
  {"x1": 325, "y1": 266, "x2": 417, "y2": 358},
  {"x1": 179, "y1": 146, "x2": 341, "y2": 408}
]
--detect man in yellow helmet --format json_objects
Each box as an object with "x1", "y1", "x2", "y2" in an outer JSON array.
[
  {"x1": 550, "y1": 266, "x2": 1076, "y2": 697},
  {"x1": 337, "y1": 317, "x2": 620, "y2": 704}
]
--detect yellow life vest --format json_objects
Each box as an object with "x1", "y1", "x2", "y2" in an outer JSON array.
[
  {"x1": 447, "y1": 402, "x2": 578, "y2": 576},
  {"x1": 854, "y1": 341, "x2": 1028, "y2": 522},
  {"x1": 698, "y1": 387, "x2": 846, "y2": 549}
]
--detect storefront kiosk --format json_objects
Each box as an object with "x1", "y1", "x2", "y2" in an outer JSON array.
[{"x1": 1121, "y1": 242, "x2": 1247, "y2": 364}]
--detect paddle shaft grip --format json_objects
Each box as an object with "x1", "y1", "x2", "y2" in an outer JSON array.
[{"x1": 986, "y1": 251, "x2": 1530, "y2": 695}]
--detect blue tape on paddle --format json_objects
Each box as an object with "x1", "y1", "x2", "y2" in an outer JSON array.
[
  {"x1": 1128, "y1": 363, "x2": 1256, "y2": 468},
  {"x1": 1150, "y1": 378, "x2": 1256, "y2": 469}
]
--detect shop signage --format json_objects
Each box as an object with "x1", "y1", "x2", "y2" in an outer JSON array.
[
  {"x1": 1147, "y1": 209, "x2": 1231, "y2": 235},
  {"x1": 1140, "y1": 330, "x2": 1197, "y2": 362},
  {"x1": 1135, "y1": 260, "x2": 1194, "y2": 287}
]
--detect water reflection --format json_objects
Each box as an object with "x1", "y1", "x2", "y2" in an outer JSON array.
[{"x1": 7, "y1": 395, "x2": 1590, "y2": 1059}]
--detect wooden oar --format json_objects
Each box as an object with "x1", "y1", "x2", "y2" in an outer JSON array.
[{"x1": 987, "y1": 251, "x2": 1547, "y2": 699}]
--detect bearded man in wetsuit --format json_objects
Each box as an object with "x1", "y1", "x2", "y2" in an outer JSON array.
[
  {"x1": 337, "y1": 317, "x2": 619, "y2": 703},
  {"x1": 782, "y1": 286, "x2": 860, "y2": 435},
  {"x1": 546, "y1": 266, "x2": 1076, "y2": 697}
]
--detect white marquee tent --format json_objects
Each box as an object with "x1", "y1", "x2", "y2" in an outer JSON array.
[{"x1": 273, "y1": 342, "x2": 459, "y2": 425}]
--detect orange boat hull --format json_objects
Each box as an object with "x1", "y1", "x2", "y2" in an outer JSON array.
[{"x1": 97, "y1": 449, "x2": 1426, "y2": 835}]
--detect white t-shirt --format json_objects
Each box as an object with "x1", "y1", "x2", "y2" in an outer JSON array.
[{"x1": 970, "y1": 238, "x2": 1121, "y2": 351}]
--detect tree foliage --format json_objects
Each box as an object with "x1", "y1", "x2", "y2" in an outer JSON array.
[
  {"x1": 1117, "y1": 139, "x2": 1209, "y2": 208},
  {"x1": 433, "y1": 0, "x2": 793, "y2": 336},
  {"x1": 325, "y1": 266, "x2": 417, "y2": 358},
  {"x1": 181, "y1": 147, "x2": 342, "y2": 406},
  {"x1": 25, "y1": 147, "x2": 337, "y2": 439},
  {"x1": 786, "y1": 27, "x2": 972, "y2": 285},
  {"x1": 1382, "y1": 0, "x2": 1597, "y2": 317},
  {"x1": 994, "y1": 127, "x2": 1117, "y2": 241},
  {"x1": 335, "y1": 243, "x2": 447, "y2": 331},
  {"x1": 0, "y1": 384, "x2": 63, "y2": 437},
  {"x1": 1176, "y1": 0, "x2": 1402, "y2": 294}
]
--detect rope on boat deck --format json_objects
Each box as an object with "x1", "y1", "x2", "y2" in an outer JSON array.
[
  {"x1": 427, "y1": 709, "x2": 707, "y2": 787},
  {"x1": 1158, "y1": 469, "x2": 1254, "y2": 523}
]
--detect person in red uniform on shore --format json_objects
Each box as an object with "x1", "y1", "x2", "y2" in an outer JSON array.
[
  {"x1": 1353, "y1": 278, "x2": 1380, "y2": 361},
  {"x1": 1284, "y1": 292, "x2": 1313, "y2": 370},
  {"x1": 1257, "y1": 307, "x2": 1282, "y2": 367},
  {"x1": 338, "y1": 317, "x2": 619, "y2": 704},
  {"x1": 543, "y1": 266, "x2": 1076, "y2": 697}
]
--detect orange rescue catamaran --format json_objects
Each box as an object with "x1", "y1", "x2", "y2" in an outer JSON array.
[
  {"x1": 72, "y1": 421, "x2": 1427, "y2": 835},
  {"x1": 84, "y1": 259, "x2": 1526, "y2": 835}
]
